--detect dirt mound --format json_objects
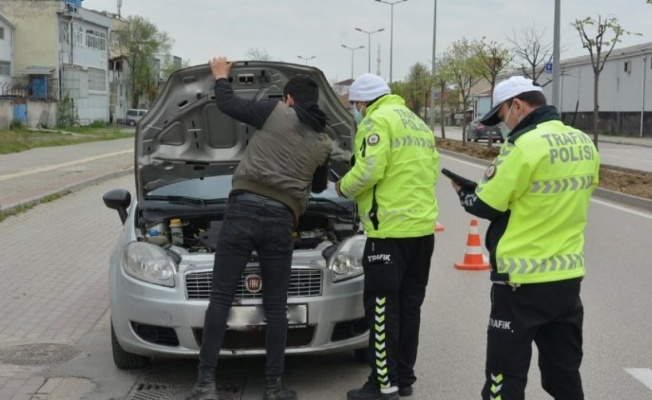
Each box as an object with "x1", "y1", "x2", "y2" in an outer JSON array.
[{"x1": 436, "y1": 138, "x2": 652, "y2": 201}]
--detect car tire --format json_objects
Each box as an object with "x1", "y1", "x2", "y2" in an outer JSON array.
[
  {"x1": 473, "y1": 135, "x2": 479, "y2": 142},
  {"x1": 128, "y1": 120, "x2": 136, "y2": 126},
  {"x1": 111, "y1": 321, "x2": 150, "y2": 369},
  {"x1": 354, "y1": 348, "x2": 368, "y2": 363}
]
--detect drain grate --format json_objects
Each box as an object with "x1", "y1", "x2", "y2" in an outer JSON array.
[
  {"x1": 125, "y1": 365, "x2": 246, "y2": 400},
  {"x1": 0, "y1": 343, "x2": 82, "y2": 366}
]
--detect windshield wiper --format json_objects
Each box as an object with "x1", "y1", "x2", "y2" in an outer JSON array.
[{"x1": 143, "y1": 195, "x2": 226, "y2": 206}]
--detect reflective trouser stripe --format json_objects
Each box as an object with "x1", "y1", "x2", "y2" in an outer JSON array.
[
  {"x1": 374, "y1": 296, "x2": 390, "y2": 389},
  {"x1": 490, "y1": 373, "x2": 503, "y2": 400},
  {"x1": 497, "y1": 254, "x2": 585, "y2": 274}
]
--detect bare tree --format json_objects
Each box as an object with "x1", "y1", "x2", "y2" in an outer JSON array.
[
  {"x1": 246, "y1": 48, "x2": 272, "y2": 61},
  {"x1": 572, "y1": 15, "x2": 639, "y2": 146},
  {"x1": 447, "y1": 38, "x2": 483, "y2": 146},
  {"x1": 472, "y1": 39, "x2": 512, "y2": 147},
  {"x1": 508, "y1": 24, "x2": 553, "y2": 85}
]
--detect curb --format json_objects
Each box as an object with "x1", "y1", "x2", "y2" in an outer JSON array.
[
  {"x1": 438, "y1": 148, "x2": 652, "y2": 212},
  {"x1": 0, "y1": 167, "x2": 134, "y2": 214}
]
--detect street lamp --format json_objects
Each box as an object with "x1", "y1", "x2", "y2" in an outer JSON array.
[
  {"x1": 375, "y1": 0, "x2": 407, "y2": 84},
  {"x1": 297, "y1": 55, "x2": 316, "y2": 65},
  {"x1": 341, "y1": 44, "x2": 365, "y2": 79},
  {"x1": 355, "y1": 27, "x2": 384, "y2": 73}
]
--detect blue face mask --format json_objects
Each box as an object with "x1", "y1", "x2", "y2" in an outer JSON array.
[
  {"x1": 352, "y1": 103, "x2": 364, "y2": 124},
  {"x1": 500, "y1": 102, "x2": 514, "y2": 140}
]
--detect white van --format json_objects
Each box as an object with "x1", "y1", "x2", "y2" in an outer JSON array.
[{"x1": 126, "y1": 109, "x2": 148, "y2": 126}]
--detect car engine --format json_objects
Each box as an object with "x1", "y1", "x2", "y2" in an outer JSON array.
[{"x1": 138, "y1": 211, "x2": 358, "y2": 253}]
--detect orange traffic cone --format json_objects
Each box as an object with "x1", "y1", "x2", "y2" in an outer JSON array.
[
  {"x1": 435, "y1": 221, "x2": 445, "y2": 233},
  {"x1": 454, "y1": 219, "x2": 490, "y2": 271}
]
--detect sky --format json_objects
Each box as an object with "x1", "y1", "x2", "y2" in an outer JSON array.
[{"x1": 83, "y1": 0, "x2": 652, "y2": 84}]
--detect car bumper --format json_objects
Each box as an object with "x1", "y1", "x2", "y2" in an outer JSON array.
[{"x1": 110, "y1": 262, "x2": 367, "y2": 359}]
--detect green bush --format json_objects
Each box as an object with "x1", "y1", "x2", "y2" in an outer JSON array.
[
  {"x1": 90, "y1": 120, "x2": 107, "y2": 128},
  {"x1": 9, "y1": 119, "x2": 23, "y2": 130}
]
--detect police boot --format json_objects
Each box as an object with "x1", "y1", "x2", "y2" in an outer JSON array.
[
  {"x1": 263, "y1": 376, "x2": 297, "y2": 400},
  {"x1": 185, "y1": 367, "x2": 219, "y2": 400},
  {"x1": 347, "y1": 380, "x2": 399, "y2": 400}
]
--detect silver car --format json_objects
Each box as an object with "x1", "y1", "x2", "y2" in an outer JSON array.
[{"x1": 103, "y1": 61, "x2": 368, "y2": 369}]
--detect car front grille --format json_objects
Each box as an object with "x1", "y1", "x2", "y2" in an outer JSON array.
[
  {"x1": 185, "y1": 267, "x2": 323, "y2": 300},
  {"x1": 193, "y1": 326, "x2": 315, "y2": 349}
]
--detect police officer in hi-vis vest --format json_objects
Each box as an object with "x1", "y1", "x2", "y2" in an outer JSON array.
[
  {"x1": 336, "y1": 73, "x2": 439, "y2": 400},
  {"x1": 448, "y1": 76, "x2": 600, "y2": 400}
]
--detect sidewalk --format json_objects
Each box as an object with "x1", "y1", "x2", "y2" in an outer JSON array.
[
  {"x1": 0, "y1": 138, "x2": 134, "y2": 213},
  {"x1": 1, "y1": 132, "x2": 651, "y2": 215}
]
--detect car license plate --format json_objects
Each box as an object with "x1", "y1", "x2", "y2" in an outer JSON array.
[{"x1": 226, "y1": 304, "x2": 307, "y2": 327}]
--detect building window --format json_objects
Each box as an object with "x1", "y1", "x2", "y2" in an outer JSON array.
[
  {"x1": 74, "y1": 26, "x2": 84, "y2": 46},
  {"x1": 0, "y1": 61, "x2": 10, "y2": 76},
  {"x1": 88, "y1": 67, "x2": 106, "y2": 91},
  {"x1": 0, "y1": 28, "x2": 5, "y2": 40},
  {"x1": 624, "y1": 61, "x2": 632, "y2": 73},
  {"x1": 85, "y1": 29, "x2": 106, "y2": 51}
]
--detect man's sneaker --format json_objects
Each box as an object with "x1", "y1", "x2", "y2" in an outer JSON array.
[
  {"x1": 185, "y1": 368, "x2": 219, "y2": 400},
  {"x1": 398, "y1": 386, "x2": 413, "y2": 397},
  {"x1": 347, "y1": 381, "x2": 399, "y2": 400},
  {"x1": 185, "y1": 382, "x2": 219, "y2": 400},
  {"x1": 263, "y1": 376, "x2": 297, "y2": 400}
]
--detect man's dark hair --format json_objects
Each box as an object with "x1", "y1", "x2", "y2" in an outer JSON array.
[
  {"x1": 508, "y1": 90, "x2": 547, "y2": 107},
  {"x1": 284, "y1": 74, "x2": 319, "y2": 104}
]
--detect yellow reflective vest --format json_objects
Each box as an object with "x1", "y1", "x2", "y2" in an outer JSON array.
[
  {"x1": 476, "y1": 115, "x2": 600, "y2": 284},
  {"x1": 339, "y1": 94, "x2": 439, "y2": 239}
]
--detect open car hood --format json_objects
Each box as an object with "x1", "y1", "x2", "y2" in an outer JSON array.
[{"x1": 136, "y1": 61, "x2": 355, "y2": 200}]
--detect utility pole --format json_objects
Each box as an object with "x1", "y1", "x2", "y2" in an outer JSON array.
[
  {"x1": 342, "y1": 44, "x2": 365, "y2": 79},
  {"x1": 429, "y1": 0, "x2": 437, "y2": 132},
  {"x1": 355, "y1": 27, "x2": 384, "y2": 73},
  {"x1": 552, "y1": 0, "x2": 561, "y2": 108},
  {"x1": 375, "y1": 0, "x2": 407, "y2": 84}
]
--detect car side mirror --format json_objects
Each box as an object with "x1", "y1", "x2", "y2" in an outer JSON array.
[{"x1": 103, "y1": 189, "x2": 132, "y2": 224}]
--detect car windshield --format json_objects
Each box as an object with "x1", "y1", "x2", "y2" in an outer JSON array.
[{"x1": 146, "y1": 175, "x2": 340, "y2": 201}]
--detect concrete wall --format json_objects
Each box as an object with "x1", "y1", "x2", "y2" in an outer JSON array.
[{"x1": 0, "y1": 99, "x2": 57, "y2": 129}]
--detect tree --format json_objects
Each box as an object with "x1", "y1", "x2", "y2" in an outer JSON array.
[
  {"x1": 159, "y1": 57, "x2": 191, "y2": 83},
  {"x1": 403, "y1": 62, "x2": 431, "y2": 119},
  {"x1": 473, "y1": 39, "x2": 512, "y2": 147},
  {"x1": 112, "y1": 16, "x2": 173, "y2": 108},
  {"x1": 572, "y1": 15, "x2": 639, "y2": 146},
  {"x1": 432, "y1": 53, "x2": 455, "y2": 139},
  {"x1": 246, "y1": 48, "x2": 272, "y2": 61},
  {"x1": 447, "y1": 38, "x2": 483, "y2": 146},
  {"x1": 508, "y1": 25, "x2": 553, "y2": 85}
]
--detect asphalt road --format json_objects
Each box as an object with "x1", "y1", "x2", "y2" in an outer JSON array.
[
  {"x1": 1, "y1": 152, "x2": 652, "y2": 399},
  {"x1": 437, "y1": 126, "x2": 652, "y2": 173}
]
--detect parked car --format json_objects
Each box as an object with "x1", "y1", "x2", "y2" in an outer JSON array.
[
  {"x1": 103, "y1": 61, "x2": 368, "y2": 369},
  {"x1": 465, "y1": 117, "x2": 504, "y2": 143},
  {"x1": 125, "y1": 108, "x2": 148, "y2": 126}
]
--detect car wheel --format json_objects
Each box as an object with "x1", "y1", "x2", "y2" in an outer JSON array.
[
  {"x1": 354, "y1": 348, "x2": 368, "y2": 363},
  {"x1": 473, "y1": 135, "x2": 479, "y2": 142},
  {"x1": 111, "y1": 321, "x2": 150, "y2": 369},
  {"x1": 128, "y1": 120, "x2": 136, "y2": 126}
]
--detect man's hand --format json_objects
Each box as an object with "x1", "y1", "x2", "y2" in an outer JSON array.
[
  {"x1": 209, "y1": 56, "x2": 234, "y2": 80},
  {"x1": 451, "y1": 180, "x2": 461, "y2": 193}
]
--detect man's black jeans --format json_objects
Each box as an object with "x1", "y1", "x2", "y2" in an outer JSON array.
[{"x1": 198, "y1": 192, "x2": 294, "y2": 377}]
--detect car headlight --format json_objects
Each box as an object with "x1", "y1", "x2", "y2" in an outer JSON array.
[
  {"x1": 121, "y1": 242, "x2": 176, "y2": 287},
  {"x1": 327, "y1": 235, "x2": 366, "y2": 282}
]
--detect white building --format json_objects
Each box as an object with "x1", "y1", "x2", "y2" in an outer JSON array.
[
  {"x1": 541, "y1": 42, "x2": 652, "y2": 136},
  {"x1": 0, "y1": 11, "x2": 14, "y2": 93},
  {"x1": 0, "y1": 0, "x2": 112, "y2": 125}
]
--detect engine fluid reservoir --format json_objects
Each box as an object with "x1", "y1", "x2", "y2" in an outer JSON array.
[{"x1": 169, "y1": 218, "x2": 184, "y2": 246}]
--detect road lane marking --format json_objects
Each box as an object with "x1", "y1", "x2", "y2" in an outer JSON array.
[
  {"x1": 626, "y1": 368, "x2": 652, "y2": 391},
  {"x1": 0, "y1": 149, "x2": 133, "y2": 181},
  {"x1": 441, "y1": 154, "x2": 652, "y2": 219}
]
